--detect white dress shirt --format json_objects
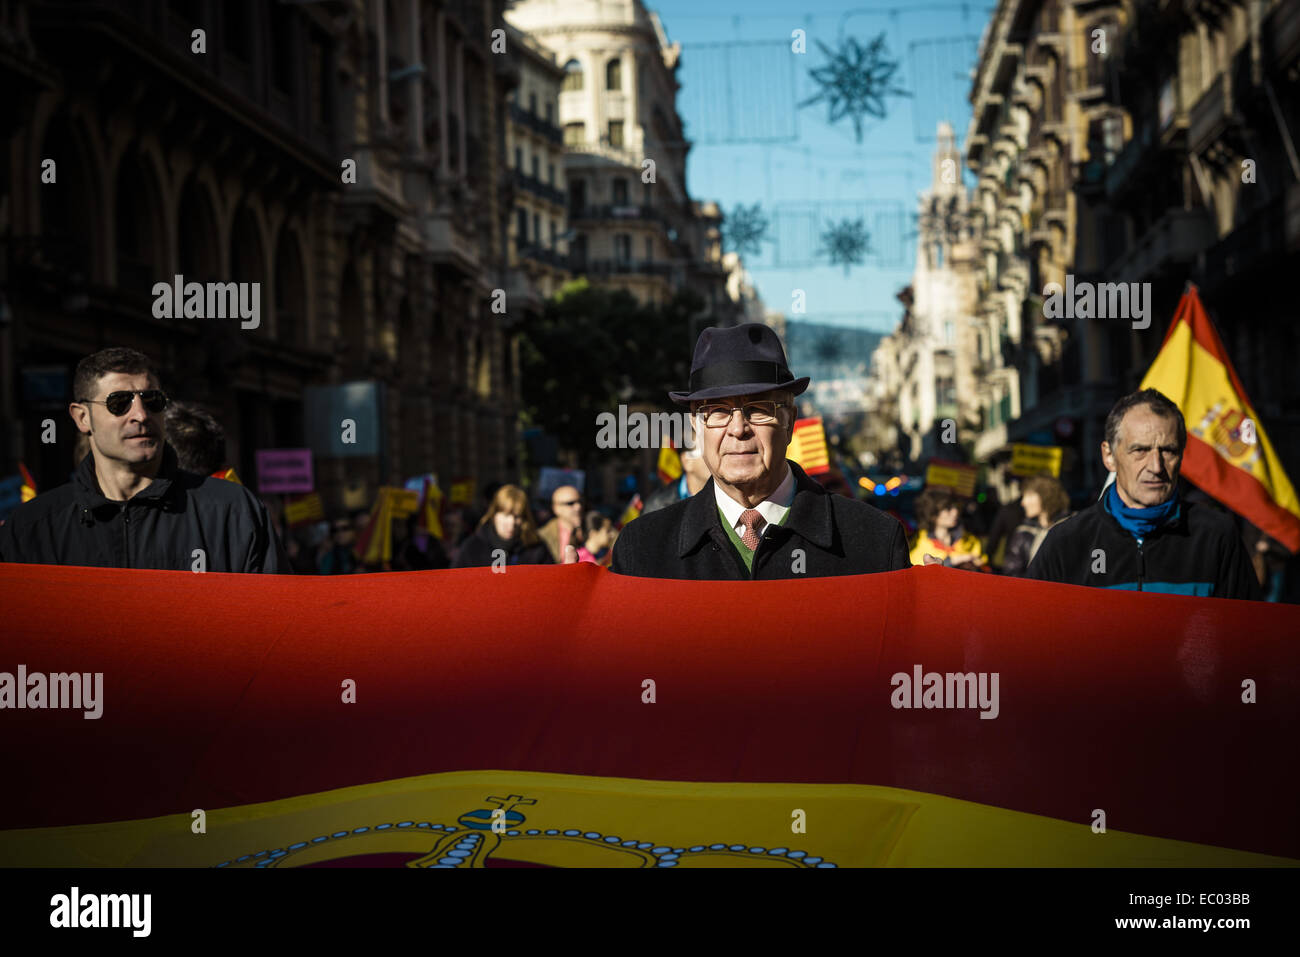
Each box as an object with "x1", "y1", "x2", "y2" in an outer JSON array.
[{"x1": 713, "y1": 462, "x2": 796, "y2": 540}]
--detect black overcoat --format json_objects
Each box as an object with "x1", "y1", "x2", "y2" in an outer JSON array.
[{"x1": 610, "y1": 461, "x2": 911, "y2": 580}]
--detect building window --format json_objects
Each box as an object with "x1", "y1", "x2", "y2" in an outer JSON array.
[
  {"x1": 644, "y1": 181, "x2": 652, "y2": 206},
  {"x1": 550, "y1": 221, "x2": 558, "y2": 249},
  {"x1": 545, "y1": 103, "x2": 554, "y2": 124},
  {"x1": 224, "y1": 0, "x2": 253, "y2": 60},
  {"x1": 644, "y1": 237, "x2": 653, "y2": 262},
  {"x1": 533, "y1": 213, "x2": 540, "y2": 243},
  {"x1": 944, "y1": 321, "x2": 955, "y2": 345},
  {"x1": 615, "y1": 234, "x2": 631, "y2": 263},
  {"x1": 514, "y1": 146, "x2": 522, "y2": 171},
  {"x1": 569, "y1": 178, "x2": 586, "y2": 215},
  {"x1": 516, "y1": 209, "x2": 528, "y2": 251},
  {"x1": 612, "y1": 178, "x2": 628, "y2": 205},
  {"x1": 531, "y1": 156, "x2": 540, "y2": 180},
  {"x1": 563, "y1": 58, "x2": 583, "y2": 92},
  {"x1": 528, "y1": 92, "x2": 537, "y2": 114},
  {"x1": 607, "y1": 120, "x2": 624, "y2": 148},
  {"x1": 308, "y1": 31, "x2": 330, "y2": 127},
  {"x1": 548, "y1": 163, "x2": 555, "y2": 186},
  {"x1": 606, "y1": 58, "x2": 622, "y2": 90},
  {"x1": 270, "y1": 3, "x2": 295, "y2": 94},
  {"x1": 564, "y1": 122, "x2": 585, "y2": 147},
  {"x1": 933, "y1": 243, "x2": 944, "y2": 268}
]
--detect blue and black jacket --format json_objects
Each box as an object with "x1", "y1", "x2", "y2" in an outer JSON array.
[{"x1": 1025, "y1": 492, "x2": 1261, "y2": 600}]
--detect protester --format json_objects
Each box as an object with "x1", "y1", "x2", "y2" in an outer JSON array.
[
  {"x1": 642, "y1": 440, "x2": 711, "y2": 514},
  {"x1": 0, "y1": 347, "x2": 288, "y2": 572},
  {"x1": 609, "y1": 322, "x2": 910, "y2": 580},
  {"x1": 1001, "y1": 475, "x2": 1071, "y2": 577},
  {"x1": 984, "y1": 480, "x2": 1024, "y2": 571},
  {"x1": 1027, "y1": 388, "x2": 1260, "y2": 599},
  {"x1": 909, "y1": 487, "x2": 988, "y2": 569},
  {"x1": 538, "y1": 484, "x2": 584, "y2": 562},
  {"x1": 318, "y1": 516, "x2": 359, "y2": 575},
  {"x1": 455, "y1": 484, "x2": 554, "y2": 567},
  {"x1": 163, "y1": 401, "x2": 227, "y2": 475},
  {"x1": 577, "y1": 512, "x2": 617, "y2": 566},
  {"x1": 395, "y1": 513, "x2": 451, "y2": 570}
]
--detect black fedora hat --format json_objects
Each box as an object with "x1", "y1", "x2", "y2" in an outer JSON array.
[{"x1": 668, "y1": 322, "x2": 810, "y2": 404}]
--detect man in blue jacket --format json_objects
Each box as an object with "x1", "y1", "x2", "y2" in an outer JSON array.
[
  {"x1": 0, "y1": 347, "x2": 288, "y2": 573},
  {"x1": 1027, "y1": 389, "x2": 1259, "y2": 600}
]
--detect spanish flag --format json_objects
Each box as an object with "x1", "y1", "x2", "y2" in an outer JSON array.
[
  {"x1": 18, "y1": 463, "x2": 36, "y2": 503},
  {"x1": 1141, "y1": 285, "x2": 1300, "y2": 551},
  {"x1": 657, "y1": 441, "x2": 683, "y2": 485},
  {"x1": 1, "y1": 563, "x2": 1296, "y2": 867},
  {"x1": 210, "y1": 467, "x2": 242, "y2": 485},
  {"x1": 618, "y1": 493, "x2": 643, "y2": 528}
]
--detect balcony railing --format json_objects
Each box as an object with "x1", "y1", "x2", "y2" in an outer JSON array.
[
  {"x1": 583, "y1": 258, "x2": 676, "y2": 277},
  {"x1": 508, "y1": 103, "x2": 563, "y2": 145},
  {"x1": 512, "y1": 169, "x2": 565, "y2": 206},
  {"x1": 516, "y1": 245, "x2": 570, "y2": 271},
  {"x1": 569, "y1": 204, "x2": 671, "y2": 229}
]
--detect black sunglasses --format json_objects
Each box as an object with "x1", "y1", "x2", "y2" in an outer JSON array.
[{"x1": 79, "y1": 390, "x2": 169, "y2": 416}]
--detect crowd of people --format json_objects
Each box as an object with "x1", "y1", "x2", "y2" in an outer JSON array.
[{"x1": 0, "y1": 335, "x2": 1290, "y2": 603}]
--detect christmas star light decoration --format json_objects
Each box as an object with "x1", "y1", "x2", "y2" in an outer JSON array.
[
  {"x1": 818, "y1": 217, "x2": 873, "y2": 274},
  {"x1": 723, "y1": 202, "x2": 771, "y2": 258},
  {"x1": 799, "y1": 33, "x2": 911, "y2": 143}
]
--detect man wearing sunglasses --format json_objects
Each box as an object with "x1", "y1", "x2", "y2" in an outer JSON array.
[
  {"x1": 0, "y1": 347, "x2": 288, "y2": 573},
  {"x1": 609, "y1": 323, "x2": 910, "y2": 580}
]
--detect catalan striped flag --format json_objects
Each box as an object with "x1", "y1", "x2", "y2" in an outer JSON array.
[
  {"x1": 1140, "y1": 284, "x2": 1300, "y2": 551},
  {"x1": 1, "y1": 563, "x2": 1296, "y2": 867},
  {"x1": 787, "y1": 417, "x2": 831, "y2": 475}
]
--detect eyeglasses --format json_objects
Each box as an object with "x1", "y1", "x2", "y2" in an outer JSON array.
[
  {"x1": 696, "y1": 401, "x2": 787, "y2": 429},
  {"x1": 78, "y1": 390, "x2": 169, "y2": 416}
]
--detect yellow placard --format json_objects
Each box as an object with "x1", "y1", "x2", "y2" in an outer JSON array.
[
  {"x1": 1010, "y1": 444, "x2": 1063, "y2": 478},
  {"x1": 925, "y1": 462, "x2": 977, "y2": 496}
]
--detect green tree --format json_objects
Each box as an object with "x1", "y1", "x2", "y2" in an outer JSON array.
[{"x1": 519, "y1": 279, "x2": 707, "y2": 462}]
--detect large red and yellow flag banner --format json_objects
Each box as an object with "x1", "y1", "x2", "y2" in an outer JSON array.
[
  {"x1": 0, "y1": 563, "x2": 1297, "y2": 867},
  {"x1": 1141, "y1": 284, "x2": 1300, "y2": 551}
]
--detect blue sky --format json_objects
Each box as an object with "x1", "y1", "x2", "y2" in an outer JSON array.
[{"x1": 650, "y1": 0, "x2": 994, "y2": 332}]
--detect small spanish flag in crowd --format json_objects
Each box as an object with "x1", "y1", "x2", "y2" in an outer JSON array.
[
  {"x1": 618, "y1": 493, "x2": 643, "y2": 528},
  {"x1": 19, "y1": 463, "x2": 36, "y2": 503},
  {"x1": 657, "y1": 441, "x2": 683, "y2": 485},
  {"x1": 1141, "y1": 284, "x2": 1300, "y2": 551},
  {"x1": 210, "y1": 467, "x2": 242, "y2": 485},
  {"x1": 787, "y1": 417, "x2": 831, "y2": 475}
]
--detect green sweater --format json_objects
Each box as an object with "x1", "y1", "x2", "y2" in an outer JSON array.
[{"x1": 718, "y1": 504, "x2": 791, "y2": 573}]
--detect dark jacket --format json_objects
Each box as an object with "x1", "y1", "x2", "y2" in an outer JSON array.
[
  {"x1": 453, "y1": 524, "x2": 554, "y2": 568},
  {"x1": 0, "y1": 446, "x2": 289, "y2": 573},
  {"x1": 1001, "y1": 513, "x2": 1068, "y2": 577},
  {"x1": 1026, "y1": 496, "x2": 1260, "y2": 600},
  {"x1": 610, "y1": 461, "x2": 911, "y2": 580},
  {"x1": 641, "y1": 479, "x2": 683, "y2": 516}
]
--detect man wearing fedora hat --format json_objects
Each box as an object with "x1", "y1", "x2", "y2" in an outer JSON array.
[{"x1": 609, "y1": 323, "x2": 910, "y2": 580}]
